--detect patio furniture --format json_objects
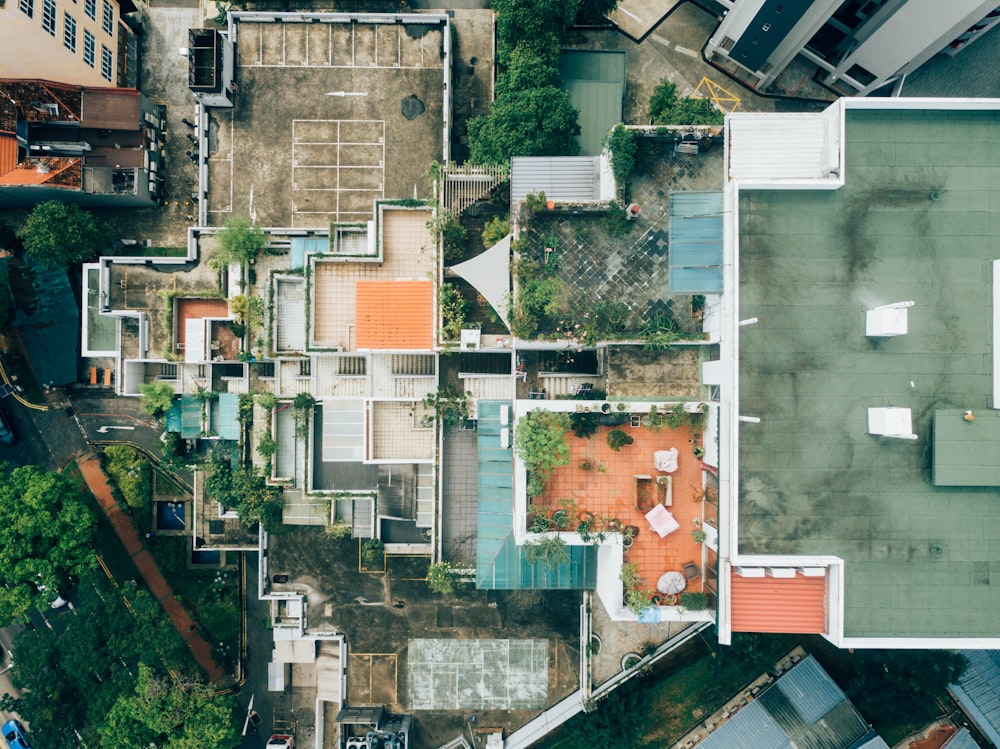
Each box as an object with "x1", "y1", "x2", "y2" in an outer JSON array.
[
  {"x1": 529, "y1": 388, "x2": 547, "y2": 399},
  {"x1": 634, "y1": 474, "x2": 655, "y2": 511},
  {"x1": 682, "y1": 561, "x2": 701, "y2": 581},
  {"x1": 645, "y1": 504, "x2": 680, "y2": 538},
  {"x1": 656, "y1": 571, "x2": 687, "y2": 595},
  {"x1": 654, "y1": 448, "x2": 679, "y2": 473},
  {"x1": 573, "y1": 382, "x2": 593, "y2": 396}
]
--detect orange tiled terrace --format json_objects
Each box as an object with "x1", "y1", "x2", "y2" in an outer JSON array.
[{"x1": 531, "y1": 416, "x2": 708, "y2": 606}]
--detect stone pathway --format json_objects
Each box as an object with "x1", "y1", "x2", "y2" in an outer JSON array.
[{"x1": 77, "y1": 456, "x2": 226, "y2": 683}]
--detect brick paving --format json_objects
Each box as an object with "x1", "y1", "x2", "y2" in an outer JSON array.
[{"x1": 78, "y1": 456, "x2": 226, "y2": 683}]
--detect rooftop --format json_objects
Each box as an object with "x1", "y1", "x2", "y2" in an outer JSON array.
[{"x1": 736, "y1": 105, "x2": 1000, "y2": 639}]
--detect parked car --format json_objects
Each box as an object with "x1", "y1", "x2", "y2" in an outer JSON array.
[
  {"x1": 2, "y1": 719, "x2": 32, "y2": 749},
  {"x1": 0, "y1": 410, "x2": 16, "y2": 445},
  {"x1": 266, "y1": 736, "x2": 294, "y2": 749}
]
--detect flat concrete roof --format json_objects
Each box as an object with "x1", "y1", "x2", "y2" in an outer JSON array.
[
  {"x1": 737, "y1": 107, "x2": 1000, "y2": 639},
  {"x1": 208, "y1": 14, "x2": 447, "y2": 228}
]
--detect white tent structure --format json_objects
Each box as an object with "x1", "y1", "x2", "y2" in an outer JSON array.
[{"x1": 446, "y1": 233, "x2": 512, "y2": 328}]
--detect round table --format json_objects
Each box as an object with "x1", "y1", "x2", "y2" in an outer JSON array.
[{"x1": 656, "y1": 571, "x2": 687, "y2": 595}]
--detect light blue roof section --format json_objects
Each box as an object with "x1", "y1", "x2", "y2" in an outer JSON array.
[
  {"x1": 669, "y1": 191, "x2": 724, "y2": 293},
  {"x1": 697, "y1": 656, "x2": 877, "y2": 749},
  {"x1": 952, "y1": 652, "x2": 1000, "y2": 748},
  {"x1": 942, "y1": 729, "x2": 980, "y2": 749},
  {"x1": 290, "y1": 236, "x2": 329, "y2": 269},
  {"x1": 476, "y1": 401, "x2": 596, "y2": 590},
  {"x1": 165, "y1": 398, "x2": 182, "y2": 433},
  {"x1": 212, "y1": 394, "x2": 240, "y2": 441},
  {"x1": 168, "y1": 395, "x2": 203, "y2": 439}
]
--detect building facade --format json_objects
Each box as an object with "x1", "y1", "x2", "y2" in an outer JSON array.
[
  {"x1": 707, "y1": 0, "x2": 1000, "y2": 96},
  {"x1": 0, "y1": 0, "x2": 139, "y2": 88}
]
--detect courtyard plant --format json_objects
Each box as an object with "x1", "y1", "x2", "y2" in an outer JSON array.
[
  {"x1": 426, "y1": 561, "x2": 457, "y2": 594},
  {"x1": 514, "y1": 410, "x2": 571, "y2": 493},
  {"x1": 209, "y1": 216, "x2": 266, "y2": 269},
  {"x1": 607, "y1": 429, "x2": 634, "y2": 451},
  {"x1": 103, "y1": 445, "x2": 151, "y2": 510},
  {"x1": 524, "y1": 535, "x2": 570, "y2": 570},
  {"x1": 649, "y1": 79, "x2": 724, "y2": 126},
  {"x1": 139, "y1": 381, "x2": 176, "y2": 420},
  {"x1": 18, "y1": 201, "x2": 109, "y2": 270}
]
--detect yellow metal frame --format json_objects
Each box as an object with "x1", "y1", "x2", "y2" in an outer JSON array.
[{"x1": 693, "y1": 77, "x2": 741, "y2": 114}]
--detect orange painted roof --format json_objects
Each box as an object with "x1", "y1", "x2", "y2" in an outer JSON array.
[
  {"x1": 355, "y1": 280, "x2": 434, "y2": 350},
  {"x1": 730, "y1": 571, "x2": 827, "y2": 634},
  {"x1": 0, "y1": 135, "x2": 16, "y2": 178},
  {"x1": 0, "y1": 158, "x2": 80, "y2": 186}
]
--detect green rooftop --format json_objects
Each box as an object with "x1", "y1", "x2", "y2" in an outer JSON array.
[
  {"x1": 560, "y1": 49, "x2": 625, "y2": 156},
  {"x1": 738, "y1": 107, "x2": 1000, "y2": 639}
]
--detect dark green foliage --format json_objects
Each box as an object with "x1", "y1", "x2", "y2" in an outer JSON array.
[
  {"x1": 427, "y1": 209, "x2": 467, "y2": 261},
  {"x1": 514, "y1": 410, "x2": 571, "y2": 480},
  {"x1": 18, "y1": 201, "x2": 109, "y2": 270},
  {"x1": 496, "y1": 35, "x2": 562, "y2": 95},
  {"x1": 844, "y1": 650, "x2": 968, "y2": 731},
  {"x1": 139, "y1": 381, "x2": 176, "y2": 419},
  {"x1": 649, "y1": 79, "x2": 724, "y2": 126},
  {"x1": 575, "y1": 0, "x2": 618, "y2": 23},
  {"x1": 439, "y1": 283, "x2": 469, "y2": 341},
  {"x1": 601, "y1": 205, "x2": 633, "y2": 237},
  {"x1": 492, "y1": 0, "x2": 580, "y2": 58},
  {"x1": 103, "y1": 445, "x2": 151, "y2": 509},
  {"x1": 423, "y1": 383, "x2": 471, "y2": 426},
  {"x1": 362, "y1": 538, "x2": 384, "y2": 567},
  {"x1": 468, "y1": 86, "x2": 581, "y2": 165},
  {"x1": 564, "y1": 676, "x2": 647, "y2": 747},
  {"x1": 605, "y1": 124, "x2": 638, "y2": 187},
  {"x1": 679, "y1": 591, "x2": 708, "y2": 610},
  {"x1": 203, "y1": 446, "x2": 282, "y2": 530},
  {"x1": 570, "y1": 411, "x2": 600, "y2": 439},
  {"x1": 0, "y1": 464, "x2": 96, "y2": 624},
  {"x1": 209, "y1": 216, "x2": 266, "y2": 269},
  {"x1": 607, "y1": 429, "x2": 633, "y2": 451}
]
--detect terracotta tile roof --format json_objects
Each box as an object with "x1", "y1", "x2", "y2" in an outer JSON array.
[
  {"x1": 81, "y1": 89, "x2": 141, "y2": 130},
  {"x1": 0, "y1": 157, "x2": 79, "y2": 186},
  {"x1": 0, "y1": 135, "x2": 17, "y2": 178},
  {"x1": 730, "y1": 571, "x2": 827, "y2": 634},
  {"x1": 355, "y1": 280, "x2": 434, "y2": 350}
]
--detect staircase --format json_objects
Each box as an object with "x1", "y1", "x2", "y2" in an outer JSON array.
[{"x1": 351, "y1": 496, "x2": 374, "y2": 539}]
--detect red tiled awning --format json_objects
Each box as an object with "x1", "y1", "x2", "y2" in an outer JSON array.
[
  {"x1": 730, "y1": 570, "x2": 827, "y2": 634},
  {"x1": 355, "y1": 280, "x2": 434, "y2": 350}
]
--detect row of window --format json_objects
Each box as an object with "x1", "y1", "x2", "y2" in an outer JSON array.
[
  {"x1": 17, "y1": 0, "x2": 114, "y2": 81},
  {"x1": 19, "y1": 0, "x2": 114, "y2": 36}
]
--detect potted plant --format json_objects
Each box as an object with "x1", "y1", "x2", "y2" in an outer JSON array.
[
  {"x1": 580, "y1": 458, "x2": 593, "y2": 471},
  {"x1": 607, "y1": 429, "x2": 634, "y2": 451},
  {"x1": 663, "y1": 593, "x2": 678, "y2": 606},
  {"x1": 622, "y1": 529, "x2": 635, "y2": 550},
  {"x1": 600, "y1": 402, "x2": 612, "y2": 414},
  {"x1": 530, "y1": 514, "x2": 554, "y2": 533},
  {"x1": 693, "y1": 529, "x2": 707, "y2": 543},
  {"x1": 693, "y1": 445, "x2": 705, "y2": 458},
  {"x1": 680, "y1": 591, "x2": 708, "y2": 610},
  {"x1": 616, "y1": 402, "x2": 628, "y2": 412},
  {"x1": 552, "y1": 508, "x2": 570, "y2": 530}
]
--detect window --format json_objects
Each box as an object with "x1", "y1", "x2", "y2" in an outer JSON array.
[
  {"x1": 83, "y1": 29, "x2": 95, "y2": 66},
  {"x1": 100, "y1": 44, "x2": 112, "y2": 81},
  {"x1": 101, "y1": 0, "x2": 113, "y2": 33},
  {"x1": 63, "y1": 13, "x2": 77, "y2": 51},
  {"x1": 84, "y1": 0, "x2": 95, "y2": 19},
  {"x1": 18, "y1": 0, "x2": 33, "y2": 19},
  {"x1": 42, "y1": 0, "x2": 57, "y2": 35}
]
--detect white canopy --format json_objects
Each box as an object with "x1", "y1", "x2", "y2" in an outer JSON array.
[{"x1": 447, "y1": 233, "x2": 512, "y2": 328}]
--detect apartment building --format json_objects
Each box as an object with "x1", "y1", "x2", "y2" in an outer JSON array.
[
  {"x1": 707, "y1": 0, "x2": 1000, "y2": 95},
  {"x1": 0, "y1": 0, "x2": 139, "y2": 88}
]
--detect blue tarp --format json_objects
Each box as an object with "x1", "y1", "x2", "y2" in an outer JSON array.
[{"x1": 290, "y1": 237, "x2": 329, "y2": 269}]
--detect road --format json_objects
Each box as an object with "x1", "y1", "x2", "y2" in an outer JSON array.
[{"x1": 237, "y1": 552, "x2": 277, "y2": 748}]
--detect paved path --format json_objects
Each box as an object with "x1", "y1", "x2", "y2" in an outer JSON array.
[{"x1": 77, "y1": 456, "x2": 226, "y2": 683}]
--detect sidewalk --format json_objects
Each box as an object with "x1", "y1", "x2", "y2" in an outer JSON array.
[{"x1": 77, "y1": 456, "x2": 226, "y2": 683}]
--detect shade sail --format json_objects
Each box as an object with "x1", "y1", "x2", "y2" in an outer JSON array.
[{"x1": 447, "y1": 234, "x2": 512, "y2": 328}]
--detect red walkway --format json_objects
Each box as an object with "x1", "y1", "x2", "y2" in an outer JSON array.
[{"x1": 78, "y1": 457, "x2": 226, "y2": 683}]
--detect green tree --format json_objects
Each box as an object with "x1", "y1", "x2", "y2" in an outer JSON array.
[
  {"x1": 495, "y1": 35, "x2": 562, "y2": 95},
  {"x1": 468, "y1": 87, "x2": 581, "y2": 165},
  {"x1": 209, "y1": 216, "x2": 266, "y2": 270},
  {"x1": 513, "y1": 409, "x2": 571, "y2": 480},
  {"x1": 100, "y1": 664, "x2": 239, "y2": 749},
  {"x1": 17, "y1": 201, "x2": 109, "y2": 270},
  {"x1": 607, "y1": 429, "x2": 633, "y2": 451},
  {"x1": 492, "y1": 0, "x2": 580, "y2": 56},
  {"x1": 104, "y1": 445, "x2": 151, "y2": 509},
  {"x1": 649, "y1": 79, "x2": 724, "y2": 126},
  {"x1": 140, "y1": 381, "x2": 176, "y2": 419},
  {"x1": 0, "y1": 464, "x2": 96, "y2": 624},
  {"x1": 481, "y1": 216, "x2": 512, "y2": 248}
]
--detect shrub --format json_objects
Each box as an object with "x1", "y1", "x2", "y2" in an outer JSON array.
[
  {"x1": 607, "y1": 429, "x2": 634, "y2": 451},
  {"x1": 649, "y1": 79, "x2": 724, "y2": 126},
  {"x1": 605, "y1": 124, "x2": 638, "y2": 188},
  {"x1": 210, "y1": 216, "x2": 266, "y2": 269},
  {"x1": 139, "y1": 382, "x2": 176, "y2": 420},
  {"x1": 439, "y1": 283, "x2": 469, "y2": 341},
  {"x1": 481, "y1": 216, "x2": 512, "y2": 248},
  {"x1": 680, "y1": 591, "x2": 708, "y2": 610},
  {"x1": 514, "y1": 410, "x2": 571, "y2": 479},
  {"x1": 257, "y1": 433, "x2": 276, "y2": 461},
  {"x1": 523, "y1": 535, "x2": 570, "y2": 569},
  {"x1": 426, "y1": 561, "x2": 457, "y2": 594},
  {"x1": 601, "y1": 205, "x2": 633, "y2": 237},
  {"x1": 427, "y1": 210, "x2": 467, "y2": 261},
  {"x1": 325, "y1": 521, "x2": 351, "y2": 540},
  {"x1": 570, "y1": 411, "x2": 600, "y2": 439},
  {"x1": 362, "y1": 538, "x2": 384, "y2": 567},
  {"x1": 104, "y1": 445, "x2": 151, "y2": 509}
]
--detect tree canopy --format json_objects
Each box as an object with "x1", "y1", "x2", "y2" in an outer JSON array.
[
  {"x1": 468, "y1": 87, "x2": 581, "y2": 164},
  {"x1": 209, "y1": 216, "x2": 266, "y2": 269},
  {"x1": 513, "y1": 409, "x2": 571, "y2": 479},
  {"x1": 104, "y1": 445, "x2": 151, "y2": 509},
  {"x1": 17, "y1": 201, "x2": 109, "y2": 270},
  {"x1": 203, "y1": 446, "x2": 282, "y2": 530},
  {"x1": 3, "y1": 574, "x2": 236, "y2": 749},
  {"x1": 0, "y1": 464, "x2": 96, "y2": 624},
  {"x1": 140, "y1": 381, "x2": 176, "y2": 419},
  {"x1": 649, "y1": 79, "x2": 724, "y2": 126}
]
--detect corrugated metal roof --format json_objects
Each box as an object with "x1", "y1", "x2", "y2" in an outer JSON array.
[
  {"x1": 942, "y1": 729, "x2": 980, "y2": 749},
  {"x1": 730, "y1": 572, "x2": 827, "y2": 633},
  {"x1": 354, "y1": 280, "x2": 433, "y2": 350},
  {"x1": 728, "y1": 114, "x2": 828, "y2": 181},
  {"x1": 669, "y1": 190, "x2": 724, "y2": 293},
  {"x1": 510, "y1": 156, "x2": 600, "y2": 203},
  {"x1": 699, "y1": 656, "x2": 874, "y2": 749},
  {"x1": 212, "y1": 394, "x2": 240, "y2": 441},
  {"x1": 0, "y1": 134, "x2": 17, "y2": 177},
  {"x1": 952, "y1": 652, "x2": 1000, "y2": 748},
  {"x1": 80, "y1": 89, "x2": 141, "y2": 131}
]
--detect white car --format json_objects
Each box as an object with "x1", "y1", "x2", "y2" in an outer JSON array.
[{"x1": 266, "y1": 736, "x2": 295, "y2": 749}]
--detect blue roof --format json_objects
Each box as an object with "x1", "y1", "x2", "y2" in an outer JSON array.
[
  {"x1": 290, "y1": 237, "x2": 329, "y2": 269},
  {"x1": 475, "y1": 401, "x2": 596, "y2": 590},
  {"x1": 11, "y1": 260, "x2": 80, "y2": 386},
  {"x1": 179, "y1": 395, "x2": 202, "y2": 438},
  {"x1": 668, "y1": 191, "x2": 724, "y2": 293},
  {"x1": 212, "y1": 394, "x2": 240, "y2": 440},
  {"x1": 697, "y1": 656, "x2": 878, "y2": 749}
]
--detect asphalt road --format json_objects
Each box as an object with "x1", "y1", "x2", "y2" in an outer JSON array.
[{"x1": 0, "y1": 401, "x2": 55, "y2": 471}]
